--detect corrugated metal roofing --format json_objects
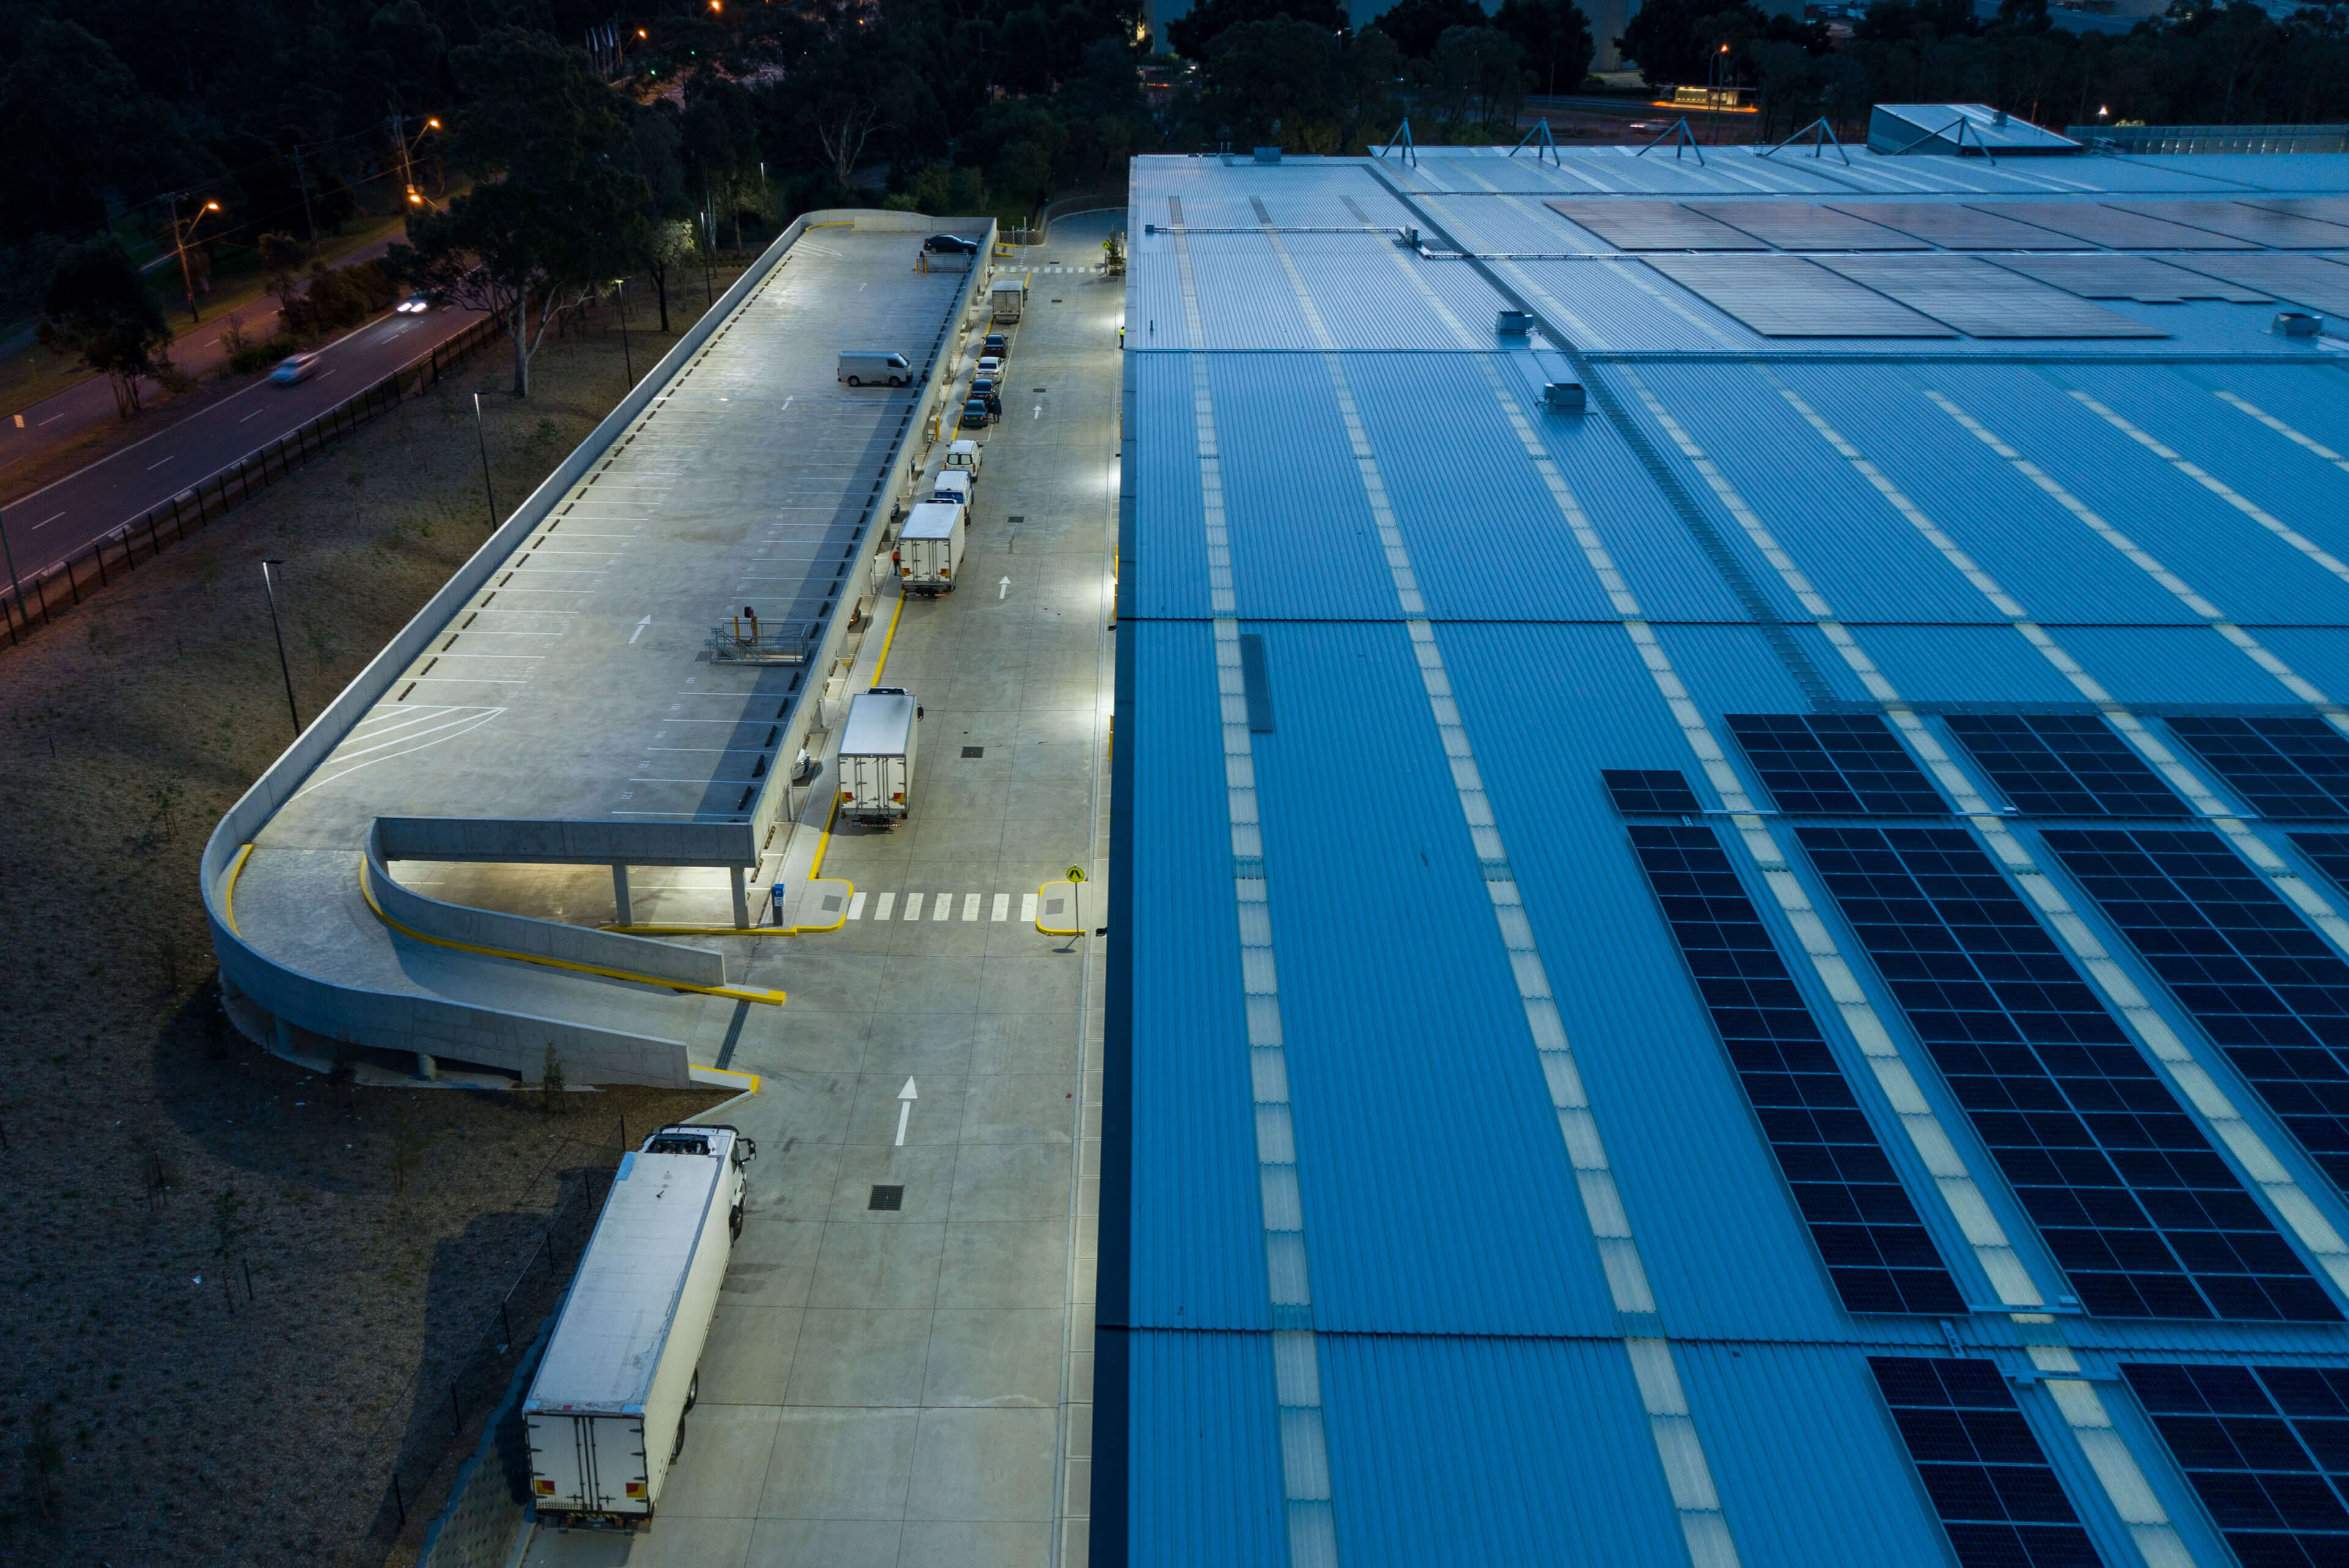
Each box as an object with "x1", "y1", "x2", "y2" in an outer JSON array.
[{"x1": 1105, "y1": 147, "x2": 2349, "y2": 1568}]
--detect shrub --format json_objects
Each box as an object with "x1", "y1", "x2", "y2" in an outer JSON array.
[{"x1": 278, "y1": 260, "x2": 398, "y2": 341}]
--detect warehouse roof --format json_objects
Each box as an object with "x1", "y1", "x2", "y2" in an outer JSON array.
[{"x1": 1102, "y1": 144, "x2": 2349, "y2": 1568}]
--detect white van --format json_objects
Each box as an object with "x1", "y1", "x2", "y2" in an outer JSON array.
[
  {"x1": 931, "y1": 469, "x2": 973, "y2": 507},
  {"x1": 837, "y1": 350, "x2": 912, "y2": 387},
  {"x1": 944, "y1": 439, "x2": 982, "y2": 478}
]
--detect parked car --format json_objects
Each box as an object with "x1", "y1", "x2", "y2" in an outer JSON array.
[
  {"x1": 958, "y1": 398, "x2": 994, "y2": 430},
  {"x1": 924, "y1": 234, "x2": 980, "y2": 254},
  {"x1": 970, "y1": 377, "x2": 1003, "y2": 416},
  {"x1": 982, "y1": 333, "x2": 1009, "y2": 359},
  {"x1": 270, "y1": 352, "x2": 322, "y2": 385},
  {"x1": 395, "y1": 291, "x2": 436, "y2": 314},
  {"x1": 976, "y1": 355, "x2": 1003, "y2": 380}
]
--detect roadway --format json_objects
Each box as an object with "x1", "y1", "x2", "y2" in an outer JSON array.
[{"x1": 0, "y1": 299, "x2": 478, "y2": 599}]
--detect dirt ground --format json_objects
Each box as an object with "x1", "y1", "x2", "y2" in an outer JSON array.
[{"x1": 0, "y1": 263, "x2": 752, "y2": 1566}]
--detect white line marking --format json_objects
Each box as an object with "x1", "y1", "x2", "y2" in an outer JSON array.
[
  {"x1": 147, "y1": 454, "x2": 175, "y2": 470},
  {"x1": 962, "y1": 892, "x2": 981, "y2": 921},
  {"x1": 631, "y1": 615, "x2": 650, "y2": 644},
  {"x1": 37, "y1": 411, "x2": 65, "y2": 426},
  {"x1": 1021, "y1": 893, "x2": 1038, "y2": 922},
  {"x1": 999, "y1": 576, "x2": 1011, "y2": 599},
  {"x1": 239, "y1": 408, "x2": 267, "y2": 421},
  {"x1": 992, "y1": 893, "x2": 1009, "y2": 921},
  {"x1": 31, "y1": 511, "x2": 64, "y2": 530},
  {"x1": 894, "y1": 1076, "x2": 917, "y2": 1145},
  {"x1": 875, "y1": 891, "x2": 896, "y2": 920},
  {"x1": 902, "y1": 892, "x2": 923, "y2": 920},
  {"x1": 933, "y1": 893, "x2": 952, "y2": 922},
  {"x1": 847, "y1": 890, "x2": 867, "y2": 920}
]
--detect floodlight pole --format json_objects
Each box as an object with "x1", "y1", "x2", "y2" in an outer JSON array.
[
  {"x1": 259, "y1": 558, "x2": 301, "y2": 734},
  {"x1": 473, "y1": 392, "x2": 497, "y2": 527}
]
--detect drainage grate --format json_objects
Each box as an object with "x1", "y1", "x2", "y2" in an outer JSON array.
[
  {"x1": 869, "y1": 1185, "x2": 905, "y2": 1211},
  {"x1": 1008, "y1": 515, "x2": 1025, "y2": 524},
  {"x1": 962, "y1": 746, "x2": 985, "y2": 758}
]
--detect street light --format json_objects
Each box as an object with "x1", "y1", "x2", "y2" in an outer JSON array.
[
  {"x1": 259, "y1": 559, "x2": 301, "y2": 734},
  {"x1": 166, "y1": 197, "x2": 223, "y2": 324},
  {"x1": 392, "y1": 113, "x2": 443, "y2": 210},
  {"x1": 472, "y1": 392, "x2": 497, "y2": 528},
  {"x1": 1705, "y1": 43, "x2": 1732, "y2": 145},
  {"x1": 613, "y1": 278, "x2": 634, "y2": 389}
]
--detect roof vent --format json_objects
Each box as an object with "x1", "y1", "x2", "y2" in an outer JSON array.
[
  {"x1": 1496, "y1": 309, "x2": 1534, "y2": 336},
  {"x1": 1253, "y1": 146, "x2": 1282, "y2": 163},
  {"x1": 2274, "y1": 311, "x2": 2324, "y2": 337},
  {"x1": 1400, "y1": 226, "x2": 1420, "y2": 250},
  {"x1": 1543, "y1": 381, "x2": 1586, "y2": 412}
]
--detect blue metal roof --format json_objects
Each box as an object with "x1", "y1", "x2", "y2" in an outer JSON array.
[{"x1": 1103, "y1": 146, "x2": 2349, "y2": 1568}]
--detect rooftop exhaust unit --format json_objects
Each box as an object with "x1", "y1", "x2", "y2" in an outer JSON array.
[
  {"x1": 1253, "y1": 146, "x2": 1282, "y2": 163},
  {"x1": 2274, "y1": 311, "x2": 2324, "y2": 337},
  {"x1": 1543, "y1": 381, "x2": 1586, "y2": 412},
  {"x1": 1496, "y1": 309, "x2": 1534, "y2": 336}
]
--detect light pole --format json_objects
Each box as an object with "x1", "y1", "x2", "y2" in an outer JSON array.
[
  {"x1": 0, "y1": 503, "x2": 24, "y2": 642},
  {"x1": 614, "y1": 278, "x2": 634, "y2": 389},
  {"x1": 391, "y1": 113, "x2": 442, "y2": 211},
  {"x1": 166, "y1": 196, "x2": 223, "y2": 324},
  {"x1": 472, "y1": 392, "x2": 497, "y2": 527},
  {"x1": 259, "y1": 559, "x2": 301, "y2": 734},
  {"x1": 1707, "y1": 43, "x2": 1731, "y2": 144}
]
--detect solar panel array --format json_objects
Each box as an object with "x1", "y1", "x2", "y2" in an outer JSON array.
[
  {"x1": 1543, "y1": 199, "x2": 1763, "y2": 251},
  {"x1": 1969, "y1": 202, "x2": 2256, "y2": 251},
  {"x1": 2291, "y1": 832, "x2": 2349, "y2": 898},
  {"x1": 1813, "y1": 256, "x2": 2168, "y2": 339},
  {"x1": 1798, "y1": 824, "x2": 2339, "y2": 1322},
  {"x1": 2113, "y1": 201, "x2": 2349, "y2": 248},
  {"x1": 2167, "y1": 717, "x2": 2349, "y2": 819},
  {"x1": 2167, "y1": 255, "x2": 2349, "y2": 319},
  {"x1": 1630, "y1": 824, "x2": 1968, "y2": 1315},
  {"x1": 2041, "y1": 829, "x2": 2349, "y2": 1200},
  {"x1": 1639, "y1": 254, "x2": 1956, "y2": 337},
  {"x1": 1943, "y1": 714, "x2": 2187, "y2": 816},
  {"x1": 2122, "y1": 1363, "x2": 2349, "y2": 1567},
  {"x1": 1727, "y1": 714, "x2": 1949, "y2": 814},
  {"x1": 1989, "y1": 254, "x2": 2273, "y2": 303},
  {"x1": 2243, "y1": 197, "x2": 2349, "y2": 227},
  {"x1": 1869, "y1": 1356, "x2": 2105, "y2": 1568},
  {"x1": 1828, "y1": 203, "x2": 2086, "y2": 250},
  {"x1": 1682, "y1": 201, "x2": 1924, "y2": 250},
  {"x1": 1603, "y1": 767, "x2": 1704, "y2": 815}
]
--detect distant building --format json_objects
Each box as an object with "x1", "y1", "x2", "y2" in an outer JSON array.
[{"x1": 1104, "y1": 142, "x2": 2349, "y2": 1568}]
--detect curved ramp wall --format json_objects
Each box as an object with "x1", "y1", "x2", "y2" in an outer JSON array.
[{"x1": 201, "y1": 212, "x2": 997, "y2": 1085}]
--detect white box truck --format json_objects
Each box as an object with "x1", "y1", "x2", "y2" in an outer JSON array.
[
  {"x1": 524, "y1": 1124, "x2": 755, "y2": 1529},
  {"x1": 839, "y1": 687, "x2": 918, "y2": 824},
  {"x1": 896, "y1": 500, "x2": 966, "y2": 596},
  {"x1": 989, "y1": 277, "x2": 1026, "y2": 322}
]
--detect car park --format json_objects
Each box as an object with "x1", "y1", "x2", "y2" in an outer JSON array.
[
  {"x1": 924, "y1": 234, "x2": 980, "y2": 254},
  {"x1": 270, "y1": 352, "x2": 322, "y2": 385}
]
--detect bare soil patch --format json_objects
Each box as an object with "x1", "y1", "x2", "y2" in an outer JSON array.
[{"x1": 0, "y1": 264, "x2": 751, "y2": 1567}]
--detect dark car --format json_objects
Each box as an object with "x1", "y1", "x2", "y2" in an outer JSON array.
[
  {"x1": 969, "y1": 379, "x2": 1003, "y2": 417},
  {"x1": 982, "y1": 333, "x2": 1009, "y2": 358},
  {"x1": 925, "y1": 234, "x2": 981, "y2": 254},
  {"x1": 958, "y1": 398, "x2": 994, "y2": 429}
]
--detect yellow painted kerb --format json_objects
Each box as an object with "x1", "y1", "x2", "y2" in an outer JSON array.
[
  {"x1": 358, "y1": 861, "x2": 787, "y2": 1007},
  {"x1": 221, "y1": 843, "x2": 255, "y2": 937}
]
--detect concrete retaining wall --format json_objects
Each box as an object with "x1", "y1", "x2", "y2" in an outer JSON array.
[
  {"x1": 366, "y1": 825, "x2": 727, "y2": 987},
  {"x1": 377, "y1": 815, "x2": 753, "y2": 868}
]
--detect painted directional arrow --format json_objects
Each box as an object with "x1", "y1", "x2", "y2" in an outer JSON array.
[
  {"x1": 998, "y1": 576, "x2": 1011, "y2": 600},
  {"x1": 630, "y1": 615, "x2": 651, "y2": 644},
  {"x1": 894, "y1": 1076, "x2": 918, "y2": 1146}
]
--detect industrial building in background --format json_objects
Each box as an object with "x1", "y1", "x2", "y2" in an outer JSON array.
[{"x1": 1102, "y1": 137, "x2": 2349, "y2": 1567}]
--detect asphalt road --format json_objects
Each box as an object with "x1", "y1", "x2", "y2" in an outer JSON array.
[
  {"x1": 0, "y1": 232, "x2": 407, "y2": 489},
  {"x1": 0, "y1": 302, "x2": 481, "y2": 594}
]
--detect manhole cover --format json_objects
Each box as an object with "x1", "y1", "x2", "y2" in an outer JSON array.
[
  {"x1": 869, "y1": 1185, "x2": 904, "y2": 1211},
  {"x1": 962, "y1": 745, "x2": 984, "y2": 758}
]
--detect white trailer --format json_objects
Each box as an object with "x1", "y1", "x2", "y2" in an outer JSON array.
[
  {"x1": 896, "y1": 500, "x2": 966, "y2": 596},
  {"x1": 524, "y1": 1125, "x2": 755, "y2": 1529},
  {"x1": 989, "y1": 276, "x2": 1026, "y2": 322},
  {"x1": 839, "y1": 687, "x2": 918, "y2": 824}
]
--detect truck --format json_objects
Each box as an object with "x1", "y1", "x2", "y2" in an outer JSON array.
[
  {"x1": 523, "y1": 1124, "x2": 756, "y2": 1530},
  {"x1": 839, "y1": 687, "x2": 918, "y2": 824},
  {"x1": 896, "y1": 500, "x2": 966, "y2": 596},
  {"x1": 989, "y1": 276, "x2": 1026, "y2": 322}
]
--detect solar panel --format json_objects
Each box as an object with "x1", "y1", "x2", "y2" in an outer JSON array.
[
  {"x1": 1630, "y1": 826, "x2": 1967, "y2": 1315},
  {"x1": 1543, "y1": 199, "x2": 1765, "y2": 250},
  {"x1": 1641, "y1": 256, "x2": 1956, "y2": 338},
  {"x1": 2291, "y1": 832, "x2": 2349, "y2": 897},
  {"x1": 1800, "y1": 824, "x2": 2340, "y2": 1323},
  {"x1": 1813, "y1": 256, "x2": 2168, "y2": 339},
  {"x1": 1870, "y1": 1356, "x2": 2107, "y2": 1568},
  {"x1": 2167, "y1": 717, "x2": 2349, "y2": 819},
  {"x1": 2044, "y1": 829, "x2": 2349, "y2": 1202},
  {"x1": 2110, "y1": 201, "x2": 2349, "y2": 249},
  {"x1": 1604, "y1": 769, "x2": 1704, "y2": 814},
  {"x1": 1727, "y1": 714, "x2": 1948, "y2": 814},
  {"x1": 2122, "y1": 1363, "x2": 2349, "y2": 1567},
  {"x1": 1967, "y1": 202, "x2": 2257, "y2": 251},
  {"x1": 1987, "y1": 254, "x2": 2272, "y2": 303},
  {"x1": 1943, "y1": 714, "x2": 2188, "y2": 816},
  {"x1": 2239, "y1": 197, "x2": 2349, "y2": 227},
  {"x1": 1682, "y1": 201, "x2": 1924, "y2": 250},
  {"x1": 2164, "y1": 255, "x2": 2349, "y2": 319},
  {"x1": 1827, "y1": 203, "x2": 2085, "y2": 250}
]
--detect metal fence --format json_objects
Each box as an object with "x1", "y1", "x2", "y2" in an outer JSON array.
[{"x1": 0, "y1": 312, "x2": 505, "y2": 652}]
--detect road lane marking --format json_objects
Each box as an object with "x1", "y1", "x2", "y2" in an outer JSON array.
[
  {"x1": 875, "y1": 891, "x2": 896, "y2": 920},
  {"x1": 962, "y1": 892, "x2": 981, "y2": 921},
  {"x1": 240, "y1": 408, "x2": 267, "y2": 421},
  {"x1": 32, "y1": 511, "x2": 64, "y2": 530},
  {"x1": 992, "y1": 893, "x2": 1009, "y2": 921},
  {"x1": 933, "y1": 893, "x2": 951, "y2": 922},
  {"x1": 147, "y1": 455, "x2": 175, "y2": 469}
]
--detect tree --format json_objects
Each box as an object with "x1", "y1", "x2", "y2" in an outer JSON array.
[
  {"x1": 1168, "y1": 0, "x2": 1350, "y2": 59},
  {"x1": 815, "y1": 98, "x2": 883, "y2": 193},
  {"x1": 36, "y1": 239, "x2": 173, "y2": 420},
  {"x1": 1494, "y1": 0, "x2": 1596, "y2": 94},
  {"x1": 1372, "y1": 0, "x2": 1491, "y2": 57},
  {"x1": 622, "y1": 113, "x2": 697, "y2": 332},
  {"x1": 0, "y1": 21, "x2": 202, "y2": 237},
  {"x1": 1207, "y1": 18, "x2": 1345, "y2": 144}
]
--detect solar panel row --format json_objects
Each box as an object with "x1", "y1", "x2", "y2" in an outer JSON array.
[
  {"x1": 1942, "y1": 714, "x2": 2187, "y2": 817},
  {"x1": 2169, "y1": 717, "x2": 2349, "y2": 820},
  {"x1": 1799, "y1": 824, "x2": 2338, "y2": 1322},
  {"x1": 1727, "y1": 714, "x2": 1949, "y2": 815},
  {"x1": 1630, "y1": 823, "x2": 1967, "y2": 1315},
  {"x1": 1813, "y1": 255, "x2": 2167, "y2": 339},
  {"x1": 2123, "y1": 1363, "x2": 2349, "y2": 1567},
  {"x1": 2041, "y1": 829, "x2": 2349, "y2": 1203},
  {"x1": 1989, "y1": 254, "x2": 2273, "y2": 303},
  {"x1": 1639, "y1": 254, "x2": 1954, "y2": 338},
  {"x1": 1602, "y1": 768, "x2": 1704, "y2": 815},
  {"x1": 1870, "y1": 1356, "x2": 2105, "y2": 1568}
]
